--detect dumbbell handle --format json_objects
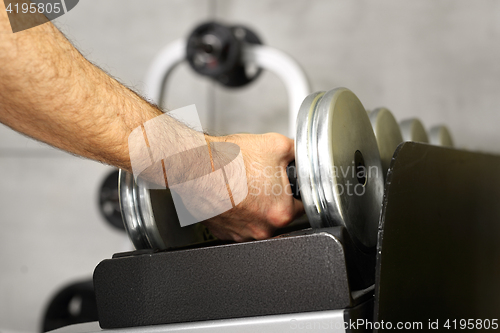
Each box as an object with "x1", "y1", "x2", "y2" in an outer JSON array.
[{"x1": 286, "y1": 161, "x2": 301, "y2": 199}]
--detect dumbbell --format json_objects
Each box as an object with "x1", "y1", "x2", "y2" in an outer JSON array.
[
  {"x1": 368, "y1": 108, "x2": 404, "y2": 182},
  {"x1": 370, "y1": 113, "x2": 454, "y2": 181},
  {"x1": 119, "y1": 88, "x2": 454, "y2": 253},
  {"x1": 120, "y1": 87, "x2": 385, "y2": 252},
  {"x1": 288, "y1": 88, "x2": 385, "y2": 251},
  {"x1": 399, "y1": 118, "x2": 454, "y2": 147},
  {"x1": 400, "y1": 118, "x2": 429, "y2": 143},
  {"x1": 288, "y1": 99, "x2": 455, "y2": 250},
  {"x1": 429, "y1": 125, "x2": 454, "y2": 147}
]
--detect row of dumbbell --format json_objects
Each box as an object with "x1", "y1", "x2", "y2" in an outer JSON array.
[{"x1": 367, "y1": 107, "x2": 453, "y2": 181}]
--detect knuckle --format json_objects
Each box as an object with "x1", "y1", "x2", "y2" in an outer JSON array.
[
  {"x1": 232, "y1": 234, "x2": 245, "y2": 243},
  {"x1": 251, "y1": 227, "x2": 273, "y2": 240},
  {"x1": 264, "y1": 133, "x2": 293, "y2": 155},
  {"x1": 267, "y1": 206, "x2": 294, "y2": 228}
]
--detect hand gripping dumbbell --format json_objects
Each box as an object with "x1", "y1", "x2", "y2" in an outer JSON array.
[{"x1": 119, "y1": 87, "x2": 453, "y2": 253}]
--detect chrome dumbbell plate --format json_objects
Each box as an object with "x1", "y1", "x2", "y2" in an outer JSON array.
[
  {"x1": 400, "y1": 118, "x2": 429, "y2": 143},
  {"x1": 429, "y1": 125, "x2": 454, "y2": 147},
  {"x1": 121, "y1": 87, "x2": 387, "y2": 252},
  {"x1": 296, "y1": 88, "x2": 384, "y2": 250},
  {"x1": 119, "y1": 170, "x2": 214, "y2": 250},
  {"x1": 369, "y1": 108, "x2": 403, "y2": 181}
]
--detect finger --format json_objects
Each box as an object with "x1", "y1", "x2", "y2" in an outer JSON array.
[
  {"x1": 285, "y1": 138, "x2": 296, "y2": 163},
  {"x1": 293, "y1": 197, "x2": 305, "y2": 217}
]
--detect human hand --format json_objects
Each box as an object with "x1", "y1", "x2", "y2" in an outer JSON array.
[{"x1": 201, "y1": 133, "x2": 305, "y2": 242}]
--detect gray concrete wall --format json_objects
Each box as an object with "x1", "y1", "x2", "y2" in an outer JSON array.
[{"x1": 1, "y1": 0, "x2": 500, "y2": 330}]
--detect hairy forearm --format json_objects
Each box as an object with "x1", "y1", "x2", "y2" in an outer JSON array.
[
  {"x1": 0, "y1": 4, "x2": 196, "y2": 171},
  {"x1": 0, "y1": 5, "x2": 305, "y2": 241}
]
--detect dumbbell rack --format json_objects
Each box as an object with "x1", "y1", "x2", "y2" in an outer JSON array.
[
  {"x1": 92, "y1": 226, "x2": 374, "y2": 329},
  {"x1": 51, "y1": 142, "x2": 500, "y2": 333}
]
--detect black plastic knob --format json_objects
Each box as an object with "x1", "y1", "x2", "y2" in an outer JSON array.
[{"x1": 186, "y1": 21, "x2": 263, "y2": 88}]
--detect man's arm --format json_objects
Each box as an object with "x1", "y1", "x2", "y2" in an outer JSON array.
[
  {"x1": 0, "y1": 4, "x2": 304, "y2": 241},
  {"x1": 0, "y1": 3, "x2": 169, "y2": 169}
]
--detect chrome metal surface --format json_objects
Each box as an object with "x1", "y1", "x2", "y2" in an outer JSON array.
[
  {"x1": 119, "y1": 170, "x2": 212, "y2": 250},
  {"x1": 429, "y1": 125, "x2": 454, "y2": 147},
  {"x1": 121, "y1": 87, "x2": 384, "y2": 251},
  {"x1": 399, "y1": 118, "x2": 429, "y2": 143},
  {"x1": 52, "y1": 309, "x2": 348, "y2": 333},
  {"x1": 296, "y1": 88, "x2": 384, "y2": 250},
  {"x1": 119, "y1": 170, "x2": 163, "y2": 249},
  {"x1": 295, "y1": 92, "x2": 325, "y2": 229},
  {"x1": 369, "y1": 108, "x2": 403, "y2": 181}
]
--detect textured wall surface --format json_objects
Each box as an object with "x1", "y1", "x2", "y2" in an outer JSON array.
[{"x1": 1, "y1": 0, "x2": 500, "y2": 331}]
